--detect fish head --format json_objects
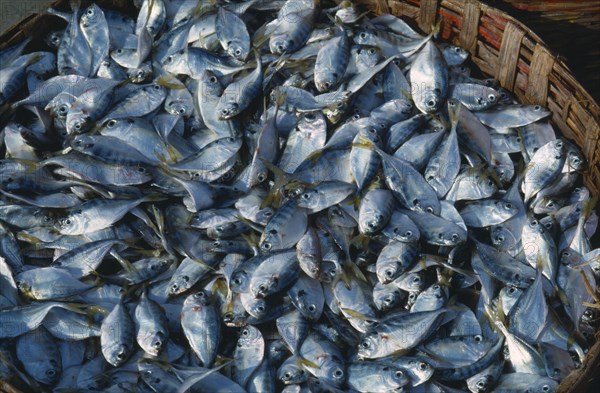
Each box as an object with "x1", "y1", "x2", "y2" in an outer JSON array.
[
  {"x1": 66, "y1": 110, "x2": 92, "y2": 135},
  {"x1": 436, "y1": 226, "x2": 466, "y2": 246},
  {"x1": 353, "y1": 45, "x2": 381, "y2": 67},
  {"x1": 491, "y1": 225, "x2": 518, "y2": 251},
  {"x1": 419, "y1": 90, "x2": 443, "y2": 113},
  {"x1": 161, "y1": 50, "x2": 187, "y2": 74},
  {"x1": 30, "y1": 358, "x2": 61, "y2": 385},
  {"x1": 373, "y1": 285, "x2": 403, "y2": 311},
  {"x1": 359, "y1": 214, "x2": 386, "y2": 235},
  {"x1": 199, "y1": 70, "x2": 222, "y2": 98},
  {"x1": 243, "y1": 295, "x2": 269, "y2": 319},
  {"x1": 140, "y1": 331, "x2": 167, "y2": 357},
  {"x1": 323, "y1": 360, "x2": 346, "y2": 387},
  {"x1": 44, "y1": 30, "x2": 62, "y2": 49},
  {"x1": 185, "y1": 290, "x2": 212, "y2": 307},
  {"x1": 143, "y1": 83, "x2": 167, "y2": 102},
  {"x1": 497, "y1": 200, "x2": 519, "y2": 216},
  {"x1": 103, "y1": 342, "x2": 132, "y2": 367},
  {"x1": 566, "y1": 149, "x2": 586, "y2": 171},
  {"x1": 250, "y1": 276, "x2": 276, "y2": 299},
  {"x1": 406, "y1": 358, "x2": 434, "y2": 386},
  {"x1": 278, "y1": 361, "x2": 307, "y2": 384},
  {"x1": 443, "y1": 45, "x2": 470, "y2": 65},
  {"x1": 357, "y1": 333, "x2": 380, "y2": 359},
  {"x1": 80, "y1": 4, "x2": 103, "y2": 29},
  {"x1": 353, "y1": 29, "x2": 377, "y2": 46},
  {"x1": 259, "y1": 231, "x2": 281, "y2": 253},
  {"x1": 227, "y1": 41, "x2": 250, "y2": 62},
  {"x1": 467, "y1": 374, "x2": 492, "y2": 392},
  {"x1": 165, "y1": 98, "x2": 190, "y2": 116},
  {"x1": 216, "y1": 101, "x2": 240, "y2": 120},
  {"x1": 377, "y1": 262, "x2": 401, "y2": 284},
  {"x1": 57, "y1": 210, "x2": 85, "y2": 235},
  {"x1": 269, "y1": 33, "x2": 295, "y2": 55},
  {"x1": 526, "y1": 216, "x2": 544, "y2": 234},
  {"x1": 167, "y1": 273, "x2": 191, "y2": 296},
  {"x1": 314, "y1": 71, "x2": 340, "y2": 93},
  {"x1": 551, "y1": 138, "x2": 565, "y2": 158}
]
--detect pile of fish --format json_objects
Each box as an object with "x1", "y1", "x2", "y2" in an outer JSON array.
[{"x1": 1, "y1": 0, "x2": 599, "y2": 392}]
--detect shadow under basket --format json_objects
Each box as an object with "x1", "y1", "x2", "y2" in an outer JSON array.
[{"x1": 1, "y1": 0, "x2": 599, "y2": 392}]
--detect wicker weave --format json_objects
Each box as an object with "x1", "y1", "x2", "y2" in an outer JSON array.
[{"x1": 0, "y1": 0, "x2": 599, "y2": 391}]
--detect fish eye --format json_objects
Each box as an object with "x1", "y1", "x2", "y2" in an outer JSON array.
[
  {"x1": 385, "y1": 269, "x2": 394, "y2": 277},
  {"x1": 136, "y1": 166, "x2": 146, "y2": 173},
  {"x1": 235, "y1": 49, "x2": 241, "y2": 56},
  {"x1": 426, "y1": 100, "x2": 436, "y2": 107},
  {"x1": 86, "y1": 9, "x2": 94, "y2": 15},
  {"x1": 505, "y1": 202, "x2": 513, "y2": 208},
  {"x1": 302, "y1": 193, "x2": 310, "y2": 199},
  {"x1": 333, "y1": 369, "x2": 343, "y2": 378},
  {"x1": 488, "y1": 94, "x2": 497, "y2": 101},
  {"x1": 454, "y1": 47, "x2": 461, "y2": 52},
  {"x1": 58, "y1": 105, "x2": 68, "y2": 114},
  {"x1": 323, "y1": 81, "x2": 331, "y2": 89},
  {"x1": 242, "y1": 329, "x2": 249, "y2": 336},
  {"x1": 359, "y1": 32, "x2": 367, "y2": 39},
  {"x1": 257, "y1": 304, "x2": 265, "y2": 311},
  {"x1": 65, "y1": 219, "x2": 72, "y2": 225},
  {"x1": 106, "y1": 119, "x2": 117, "y2": 128},
  {"x1": 74, "y1": 123, "x2": 82, "y2": 130},
  {"x1": 262, "y1": 242, "x2": 272, "y2": 250},
  {"x1": 46, "y1": 369, "x2": 56, "y2": 377},
  {"x1": 307, "y1": 304, "x2": 316, "y2": 312},
  {"x1": 116, "y1": 49, "x2": 123, "y2": 54},
  {"x1": 368, "y1": 48, "x2": 376, "y2": 54},
  {"x1": 426, "y1": 206, "x2": 434, "y2": 213},
  {"x1": 542, "y1": 385, "x2": 550, "y2": 392},
  {"x1": 508, "y1": 287, "x2": 516, "y2": 294},
  {"x1": 360, "y1": 340, "x2": 370, "y2": 348},
  {"x1": 395, "y1": 370, "x2": 404, "y2": 378},
  {"x1": 116, "y1": 351, "x2": 125, "y2": 360},
  {"x1": 194, "y1": 291, "x2": 205, "y2": 298},
  {"x1": 263, "y1": 211, "x2": 273, "y2": 217},
  {"x1": 474, "y1": 335, "x2": 482, "y2": 342},
  {"x1": 419, "y1": 362, "x2": 428, "y2": 370},
  {"x1": 153, "y1": 84, "x2": 161, "y2": 90},
  {"x1": 534, "y1": 105, "x2": 541, "y2": 110}
]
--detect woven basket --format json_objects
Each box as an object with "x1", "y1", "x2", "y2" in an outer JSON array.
[
  {"x1": 0, "y1": 0, "x2": 599, "y2": 392},
  {"x1": 361, "y1": 3, "x2": 600, "y2": 390}
]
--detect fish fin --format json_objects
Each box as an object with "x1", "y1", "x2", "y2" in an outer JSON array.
[
  {"x1": 430, "y1": 17, "x2": 443, "y2": 37},
  {"x1": 350, "y1": 233, "x2": 369, "y2": 251},
  {"x1": 341, "y1": 307, "x2": 375, "y2": 322},
  {"x1": 156, "y1": 74, "x2": 185, "y2": 90},
  {"x1": 110, "y1": 250, "x2": 137, "y2": 274},
  {"x1": 447, "y1": 99, "x2": 462, "y2": 128},
  {"x1": 298, "y1": 356, "x2": 321, "y2": 369},
  {"x1": 345, "y1": 260, "x2": 367, "y2": 283}
]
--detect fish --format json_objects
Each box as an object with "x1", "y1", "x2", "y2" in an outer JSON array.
[{"x1": 0, "y1": 1, "x2": 596, "y2": 392}]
